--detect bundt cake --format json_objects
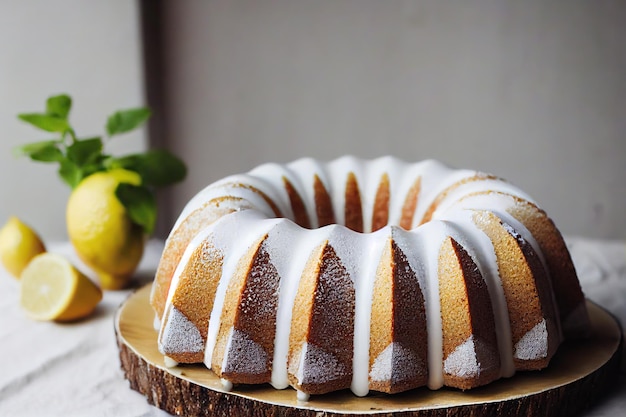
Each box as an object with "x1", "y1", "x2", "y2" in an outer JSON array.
[{"x1": 150, "y1": 156, "x2": 589, "y2": 400}]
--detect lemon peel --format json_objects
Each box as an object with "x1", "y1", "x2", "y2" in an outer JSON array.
[{"x1": 0, "y1": 216, "x2": 46, "y2": 278}]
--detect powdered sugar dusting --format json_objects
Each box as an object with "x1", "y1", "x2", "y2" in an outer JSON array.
[
  {"x1": 160, "y1": 306, "x2": 204, "y2": 354},
  {"x1": 443, "y1": 335, "x2": 479, "y2": 378},
  {"x1": 222, "y1": 328, "x2": 269, "y2": 375},
  {"x1": 296, "y1": 342, "x2": 347, "y2": 386},
  {"x1": 515, "y1": 319, "x2": 548, "y2": 360},
  {"x1": 370, "y1": 342, "x2": 425, "y2": 383},
  {"x1": 370, "y1": 344, "x2": 393, "y2": 382}
]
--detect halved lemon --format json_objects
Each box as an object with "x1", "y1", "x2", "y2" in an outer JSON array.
[{"x1": 20, "y1": 253, "x2": 103, "y2": 321}]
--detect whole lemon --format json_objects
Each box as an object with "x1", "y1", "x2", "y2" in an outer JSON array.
[
  {"x1": 66, "y1": 169, "x2": 145, "y2": 290},
  {"x1": 0, "y1": 216, "x2": 46, "y2": 278}
]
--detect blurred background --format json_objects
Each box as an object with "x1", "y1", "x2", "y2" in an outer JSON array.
[{"x1": 1, "y1": 0, "x2": 625, "y2": 241}]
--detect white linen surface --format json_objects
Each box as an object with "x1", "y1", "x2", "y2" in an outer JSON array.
[{"x1": 0, "y1": 238, "x2": 624, "y2": 417}]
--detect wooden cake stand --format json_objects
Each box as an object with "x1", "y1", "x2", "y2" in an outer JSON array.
[{"x1": 116, "y1": 285, "x2": 622, "y2": 417}]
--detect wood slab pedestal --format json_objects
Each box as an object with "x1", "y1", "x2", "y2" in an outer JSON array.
[{"x1": 116, "y1": 285, "x2": 622, "y2": 416}]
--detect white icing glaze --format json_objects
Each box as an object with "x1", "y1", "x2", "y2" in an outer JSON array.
[
  {"x1": 349, "y1": 227, "x2": 387, "y2": 396},
  {"x1": 413, "y1": 220, "x2": 446, "y2": 390},
  {"x1": 156, "y1": 156, "x2": 572, "y2": 397}
]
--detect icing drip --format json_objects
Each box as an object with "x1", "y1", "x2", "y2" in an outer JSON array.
[
  {"x1": 220, "y1": 379, "x2": 233, "y2": 391},
  {"x1": 350, "y1": 229, "x2": 386, "y2": 397},
  {"x1": 416, "y1": 221, "x2": 445, "y2": 390},
  {"x1": 163, "y1": 357, "x2": 178, "y2": 368}
]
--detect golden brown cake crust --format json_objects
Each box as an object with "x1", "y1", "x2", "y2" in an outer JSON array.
[
  {"x1": 282, "y1": 177, "x2": 311, "y2": 229},
  {"x1": 288, "y1": 243, "x2": 355, "y2": 395},
  {"x1": 473, "y1": 210, "x2": 561, "y2": 370},
  {"x1": 152, "y1": 197, "x2": 249, "y2": 320},
  {"x1": 439, "y1": 237, "x2": 500, "y2": 390},
  {"x1": 369, "y1": 239, "x2": 428, "y2": 393},
  {"x1": 313, "y1": 175, "x2": 335, "y2": 227},
  {"x1": 160, "y1": 239, "x2": 225, "y2": 363},
  {"x1": 213, "y1": 235, "x2": 280, "y2": 384},
  {"x1": 372, "y1": 173, "x2": 390, "y2": 232},
  {"x1": 399, "y1": 177, "x2": 421, "y2": 230},
  {"x1": 506, "y1": 199, "x2": 588, "y2": 337},
  {"x1": 344, "y1": 172, "x2": 364, "y2": 232}
]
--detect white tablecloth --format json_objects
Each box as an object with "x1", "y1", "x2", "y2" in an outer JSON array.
[{"x1": 0, "y1": 238, "x2": 624, "y2": 417}]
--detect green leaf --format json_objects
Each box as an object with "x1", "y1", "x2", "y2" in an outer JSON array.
[
  {"x1": 31, "y1": 146, "x2": 64, "y2": 163},
  {"x1": 46, "y1": 95, "x2": 72, "y2": 119},
  {"x1": 115, "y1": 183, "x2": 156, "y2": 235},
  {"x1": 58, "y1": 159, "x2": 83, "y2": 189},
  {"x1": 106, "y1": 107, "x2": 151, "y2": 136},
  {"x1": 13, "y1": 140, "x2": 64, "y2": 162},
  {"x1": 18, "y1": 113, "x2": 70, "y2": 133},
  {"x1": 111, "y1": 149, "x2": 187, "y2": 187},
  {"x1": 66, "y1": 137, "x2": 103, "y2": 167}
]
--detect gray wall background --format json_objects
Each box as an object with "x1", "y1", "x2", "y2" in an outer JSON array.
[
  {"x1": 159, "y1": 0, "x2": 626, "y2": 239},
  {"x1": 1, "y1": 1, "x2": 624, "y2": 241}
]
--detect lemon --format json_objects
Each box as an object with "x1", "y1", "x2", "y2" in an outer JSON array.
[
  {"x1": 0, "y1": 216, "x2": 46, "y2": 278},
  {"x1": 66, "y1": 169, "x2": 145, "y2": 290},
  {"x1": 20, "y1": 252, "x2": 103, "y2": 321}
]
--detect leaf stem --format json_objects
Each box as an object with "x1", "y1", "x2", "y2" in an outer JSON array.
[{"x1": 66, "y1": 128, "x2": 78, "y2": 145}]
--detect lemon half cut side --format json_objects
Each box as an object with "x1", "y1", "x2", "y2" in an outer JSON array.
[{"x1": 20, "y1": 253, "x2": 103, "y2": 321}]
